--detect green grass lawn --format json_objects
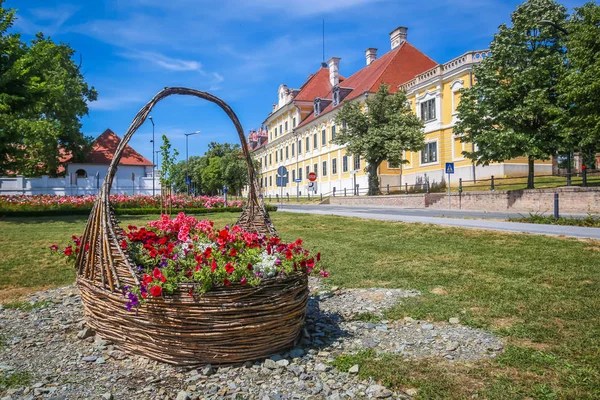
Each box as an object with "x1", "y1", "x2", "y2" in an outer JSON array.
[{"x1": 1, "y1": 212, "x2": 599, "y2": 398}]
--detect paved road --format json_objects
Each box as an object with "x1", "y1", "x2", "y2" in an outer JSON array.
[{"x1": 277, "y1": 204, "x2": 600, "y2": 240}]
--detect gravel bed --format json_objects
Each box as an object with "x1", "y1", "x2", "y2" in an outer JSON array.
[{"x1": 0, "y1": 279, "x2": 503, "y2": 399}]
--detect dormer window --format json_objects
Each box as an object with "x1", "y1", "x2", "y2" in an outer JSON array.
[
  {"x1": 332, "y1": 85, "x2": 340, "y2": 106},
  {"x1": 314, "y1": 98, "x2": 321, "y2": 116}
]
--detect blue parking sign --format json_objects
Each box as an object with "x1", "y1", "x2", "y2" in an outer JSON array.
[{"x1": 445, "y1": 162, "x2": 454, "y2": 174}]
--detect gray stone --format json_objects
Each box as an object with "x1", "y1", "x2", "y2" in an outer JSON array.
[
  {"x1": 202, "y1": 364, "x2": 215, "y2": 376},
  {"x1": 264, "y1": 359, "x2": 280, "y2": 370},
  {"x1": 176, "y1": 391, "x2": 190, "y2": 400},
  {"x1": 95, "y1": 357, "x2": 105, "y2": 364},
  {"x1": 76, "y1": 327, "x2": 95, "y2": 340},
  {"x1": 276, "y1": 359, "x2": 290, "y2": 367},
  {"x1": 81, "y1": 355, "x2": 98, "y2": 362},
  {"x1": 366, "y1": 384, "x2": 393, "y2": 398},
  {"x1": 348, "y1": 364, "x2": 359, "y2": 374},
  {"x1": 421, "y1": 324, "x2": 434, "y2": 330},
  {"x1": 314, "y1": 363, "x2": 330, "y2": 372},
  {"x1": 101, "y1": 393, "x2": 114, "y2": 400},
  {"x1": 446, "y1": 342, "x2": 459, "y2": 352},
  {"x1": 449, "y1": 317, "x2": 460, "y2": 324}
]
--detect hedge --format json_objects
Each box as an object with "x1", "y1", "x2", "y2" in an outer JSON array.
[{"x1": 0, "y1": 205, "x2": 277, "y2": 218}]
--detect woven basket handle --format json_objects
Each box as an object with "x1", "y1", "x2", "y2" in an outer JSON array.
[
  {"x1": 76, "y1": 88, "x2": 277, "y2": 291},
  {"x1": 103, "y1": 87, "x2": 255, "y2": 200}
]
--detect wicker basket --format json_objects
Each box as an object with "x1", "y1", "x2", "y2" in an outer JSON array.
[{"x1": 74, "y1": 87, "x2": 308, "y2": 366}]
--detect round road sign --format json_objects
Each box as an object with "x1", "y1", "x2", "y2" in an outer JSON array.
[{"x1": 308, "y1": 172, "x2": 317, "y2": 182}]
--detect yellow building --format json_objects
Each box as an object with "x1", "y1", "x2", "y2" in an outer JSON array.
[{"x1": 248, "y1": 25, "x2": 552, "y2": 196}]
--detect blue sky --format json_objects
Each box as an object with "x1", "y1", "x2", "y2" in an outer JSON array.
[{"x1": 10, "y1": 0, "x2": 581, "y2": 164}]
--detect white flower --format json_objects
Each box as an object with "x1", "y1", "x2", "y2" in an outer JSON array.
[{"x1": 253, "y1": 251, "x2": 279, "y2": 278}]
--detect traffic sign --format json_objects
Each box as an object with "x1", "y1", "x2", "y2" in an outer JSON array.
[
  {"x1": 185, "y1": 177, "x2": 191, "y2": 184},
  {"x1": 445, "y1": 162, "x2": 455, "y2": 174},
  {"x1": 308, "y1": 181, "x2": 316, "y2": 190},
  {"x1": 294, "y1": 178, "x2": 301, "y2": 183},
  {"x1": 276, "y1": 166, "x2": 288, "y2": 187},
  {"x1": 308, "y1": 172, "x2": 317, "y2": 182},
  {"x1": 222, "y1": 185, "x2": 228, "y2": 193}
]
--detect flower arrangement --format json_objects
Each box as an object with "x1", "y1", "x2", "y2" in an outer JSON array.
[
  {"x1": 1, "y1": 194, "x2": 244, "y2": 212},
  {"x1": 52, "y1": 213, "x2": 327, "y2": 311}
]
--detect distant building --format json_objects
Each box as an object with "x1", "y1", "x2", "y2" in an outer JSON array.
[
  {"x1": 64, "y1": 128, "x2": 154, "y2": 181},
  {"x1": 249, "y1": 25, "x2": 554, "y2": 197},
  {"x1": 0, "y1": 129, "x2": 159, "y2": 195}
]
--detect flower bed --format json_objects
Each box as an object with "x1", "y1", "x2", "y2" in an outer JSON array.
[{"x1": 0, "y1": 194, "x2": 243, "y2": 212}]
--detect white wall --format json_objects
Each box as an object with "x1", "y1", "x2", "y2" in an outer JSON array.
[{"x1": 0, "y1": 174, "x2": 161, "y2": 196}]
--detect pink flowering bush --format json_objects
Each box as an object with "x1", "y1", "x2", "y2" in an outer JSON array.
[
  {"x1": 52, "y1": 213, "x2": 328, "y2": 312},
  {"x1": 0, "y1": 194, "x2": 244, "y2": 211}
]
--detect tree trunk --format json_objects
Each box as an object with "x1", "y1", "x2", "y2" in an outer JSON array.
[
  {"x1": 367, "y1": 161, "x2": 380, "y2": 196},
  {"x1": 527, "y1": 155, "x2": 535, "y2": 189}
]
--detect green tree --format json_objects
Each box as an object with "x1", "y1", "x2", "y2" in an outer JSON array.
[
  {"x1": 455, "y1": 0, "x2": 568, "y2": 189},
  {"x1": 333, "y1": 83, "x2": 424, "y2": 195},
  {"x1": 201, "y1": 157, "x2": 223, "y2": 195},
  {"x1": 558, "y1": 2, "x2": 600, "y2": 163},
  {"x1": 0, "y1": 1, "x2": 97, "y2": 176},
  {"x1": 221, "y1": 150, "x2": 250, "y2": 195},
  {"x1": 159, "y1": 135, "x2": 179, "y2": 189}
]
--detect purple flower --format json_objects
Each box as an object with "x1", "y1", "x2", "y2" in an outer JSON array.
[
  {"x1": 255, "y1": 272, "x2": 263, "y2": 278},
  {"x1": 121, "y1": 285, "x2": 130, "y2": 297},
  {"x1": 275, "y1": 259, "x2": 282, "y2": 266},
  {"x1": 160, "y1": 260, "x2": 168, "y2": 268},
  {"x1": 137, "y1": 265, "x2": 143, "y2": 272}
]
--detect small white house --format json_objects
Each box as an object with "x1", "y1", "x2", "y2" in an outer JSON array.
[{"x1": 0, "y1": 129, "x2": 160, "y2": 195}]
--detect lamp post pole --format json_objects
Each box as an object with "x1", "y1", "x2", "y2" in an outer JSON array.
[
  {"x1": 149, "y1": 116, "x2": 155, "y2": 196},
  {"x1": 184, "y1": 131, "x2": 201, "y2": 195}
]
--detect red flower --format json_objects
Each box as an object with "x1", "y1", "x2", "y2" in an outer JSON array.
[
  {"x1": 240, "y1": 277, "x2": 247, "y2": 285},
  {"x1": 229, "y1": 248, "x2": 238, "y2": 257},
  {"x1": 188, "y1": 289, "x2": 194, "y2": 297},
  {"x1": 142, "y1": 274, "x2": 153, "y2": 285},
  {"x1": 141, "y1": 292, "x2": 148, "y2": 299},
  {"x1": 64, "y1": 246, "x2": 73, "y2": 256},
  {"x1": 149, "y1": 249, "x2": 158, "y2": 258},
  {"x1": 120, "y1": 240, "x2": 127, "y2": 249},
  {"x1": 153, "y1": 267, "x2": 166, "y2": 283},
  {"x1": 223, "y1": 278, "x2": 230, "y2": 286},
  {"x1": 49, "y1": 244, "x2": 59, "y2": 251},
  {"x1": 247, "y1": 263, "x2": 253, "y2": 271},
  {"x1": 149, "y1": 285, "x2": 162, "y2": 297},
  {"x1": 225, "y1": 262, "x2": 235, "y2": 274},
  {"x1": 286, "y1": 249, "x2": 293, "y2": 260},
  {"x1": 306, "y1": 258, "x2": 315, "y2": 268},
  {"x1": 316, "y1": 252, "x2": 321, "y2": 262},
  {"x1": 211, "y1": 259, "x2": 218, "y2": 272}
]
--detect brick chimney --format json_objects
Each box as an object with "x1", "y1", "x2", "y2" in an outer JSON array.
[
  {"x1": 327, "y1": 57, "x2": 341, "y2": 87},
  {"x1": 390, "y1": 26, "x2": 408, "y2": 49},
  {"x1": 365, "y1": 48, "x2": 377, "y2": 66}
]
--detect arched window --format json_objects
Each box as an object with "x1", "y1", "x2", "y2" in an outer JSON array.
[{"x1": 75, "y1": 169, "x2": 87, "y2": 178}]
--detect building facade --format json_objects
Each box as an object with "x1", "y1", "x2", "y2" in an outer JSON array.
[{"x1": 249, "y1": 26, "x2": 552, "y2": 197}]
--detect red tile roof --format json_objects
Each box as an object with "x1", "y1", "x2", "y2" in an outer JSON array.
[
  {"x1": 65, "y1": 129, "x2": 153, "y2": 166},
  {"x1": 296, "y1": 42, "x2": 437, "y2": 129},
  {"x1": 294, "y1": 67, "x2": 345, "y2": 102}
]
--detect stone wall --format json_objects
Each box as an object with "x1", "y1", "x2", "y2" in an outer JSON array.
[{"x1": 326, "y1": 187, "x2": 600, "y2": 214}]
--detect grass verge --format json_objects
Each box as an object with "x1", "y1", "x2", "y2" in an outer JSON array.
[
  {"x1": 1, "y1": 212, "x2": 599, "y2": 397},
  {"x1": 509, "y1": 213, "x2": 600, "y2": 227}
]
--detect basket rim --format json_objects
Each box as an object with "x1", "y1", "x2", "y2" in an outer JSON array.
[{"x1": 76, "y1": 270, "x2": 308, "y2": 296}]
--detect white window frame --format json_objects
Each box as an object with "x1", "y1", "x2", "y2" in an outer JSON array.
[
  {"x1": 419, "y1": 138, "x2": 439, "y2": 166},
  {"x1": 416, "y1": 88, "x2": 442, "y2": 133},
  {"x1": 450, "y1": 79, "x2": 464, "y2": 117}
]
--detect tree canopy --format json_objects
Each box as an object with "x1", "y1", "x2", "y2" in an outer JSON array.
[
  {"x1": 171, "y1": 142, "x2": 250, "y2": 196},
  {"x1": 558, "y1": 1, "x2": 600, "y2": 165},
  {"x1": 333, "y1": 83, "x2": 424, "y2": 195},
  {"x1": 0, "y1": 1, "x2": 97, "y2": 176},
  {"x1": 455, "y1": 0, "x2": 568, "y2": 188}
]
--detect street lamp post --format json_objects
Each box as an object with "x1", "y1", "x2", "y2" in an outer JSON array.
[
  {"x1": 185, "y1": 131, "x2": 201, "y2": 195},
  {"x1": 149, "y1": 116, "x2": 155, "y2": 196}
]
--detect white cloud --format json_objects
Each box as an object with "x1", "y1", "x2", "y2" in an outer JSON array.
[
  {"x1": 119, "y1": 50, "x2": 203, "y2": 72},
  {"x1": 88, "y1": 94, "x2": 146, "y2": 111}
]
